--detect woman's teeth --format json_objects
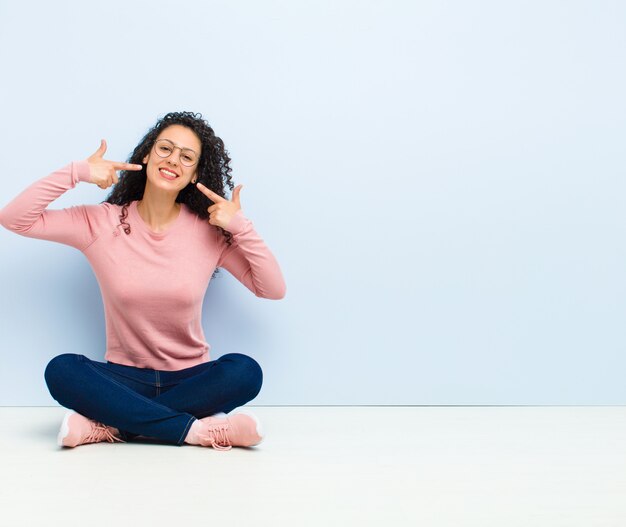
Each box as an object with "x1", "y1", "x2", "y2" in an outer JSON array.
[{"x1": 160, "y1": 169, "x2": 178, "y2": 180}]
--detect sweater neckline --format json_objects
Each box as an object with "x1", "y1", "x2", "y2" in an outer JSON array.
[{"x1": 129, "y1": 200, "x2": 186, "y2": 238}]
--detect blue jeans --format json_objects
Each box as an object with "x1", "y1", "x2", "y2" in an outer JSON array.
[{"x1": 44, "y1": 352, "x2": 263, "y2": 446}]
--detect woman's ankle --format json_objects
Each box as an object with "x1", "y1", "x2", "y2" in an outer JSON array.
[{"x1": 184, "y1": 419, "x2": 203, "y2": 445}]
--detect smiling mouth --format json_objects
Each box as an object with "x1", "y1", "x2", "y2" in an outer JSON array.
[{"x1": 159, "y1": 168, "x2": 179, "y2": 179}]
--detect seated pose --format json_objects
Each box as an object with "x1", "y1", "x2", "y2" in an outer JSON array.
[{"x1": 0, "y1": 111, "x2": 286, "y2": 451}]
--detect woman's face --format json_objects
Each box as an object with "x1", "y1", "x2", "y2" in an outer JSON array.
[{"x1": 142, "y1": 124, "x2": 202, "y2": 193}]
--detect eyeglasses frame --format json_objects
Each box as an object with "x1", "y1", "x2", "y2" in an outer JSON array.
[{"x1": 152, "y1": 138, "x2": 199, "y2": 167}]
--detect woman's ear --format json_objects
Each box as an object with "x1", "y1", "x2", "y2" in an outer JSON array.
[{"x1": 142, "y1": 154, "x2": 148, "y2": 164}]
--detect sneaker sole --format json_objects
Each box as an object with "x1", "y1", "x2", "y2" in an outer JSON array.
[
  {"x1": 57, "y1": 410, "x2": 76, "y2": 447},
  {"x1": 229, "y1": 409, "x2": 264, "y2": 445}
]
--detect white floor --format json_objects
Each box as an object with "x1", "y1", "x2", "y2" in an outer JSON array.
[{"x1": 0, "y1": 406, "x2": 625, "y2": 527}]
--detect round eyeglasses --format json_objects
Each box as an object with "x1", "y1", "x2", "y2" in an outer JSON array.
[{"x1": 153, "y1": 139, "x2": 199, "y2": 167}]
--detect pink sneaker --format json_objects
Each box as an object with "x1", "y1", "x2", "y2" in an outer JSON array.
[
  {"x1": 196, "y1": 410, "x2": 264, "y2": 451},
  {"x1": 57, "y1": 410, "x2": 126, "y2": 448}
]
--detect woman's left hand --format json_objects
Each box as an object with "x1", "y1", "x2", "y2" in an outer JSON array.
[{"x1": 195, "y1": 182, "x2": 243, "y2": 230}]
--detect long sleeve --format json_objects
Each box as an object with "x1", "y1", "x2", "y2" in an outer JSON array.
[
  {"x1": 0, "y1": 160, "x2": 101, "y2": 251},
  {"x1": 216, "y1": 209, "x2": 286, "y2": 300}
]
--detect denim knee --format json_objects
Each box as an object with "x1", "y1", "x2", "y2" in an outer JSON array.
[
  {"x1": 220, "y1": 353, "x2": 263, "y2": 400},
  {"x1": 44, "y1": 353, "x2": 82, "y2": 399}
]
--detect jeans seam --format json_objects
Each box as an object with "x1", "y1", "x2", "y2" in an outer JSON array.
[
  {"x1": 91, "y1": 363, "x2": 157, "y2": 388},
  {"x1": 178, "y1": 416, "x2": 196, "y2": 446},
  {"x1": 84, "y1": 360, "x2": 166, "y2": 407}
]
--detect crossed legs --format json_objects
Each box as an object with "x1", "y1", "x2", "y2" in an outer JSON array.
[{"x1": 44, "y1": 352, "x2": 263, "y2": 446}]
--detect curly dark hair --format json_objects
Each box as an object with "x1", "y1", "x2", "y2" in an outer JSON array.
[{"x1": 102, "y1": 111, "x2": 236, "y2": 280}]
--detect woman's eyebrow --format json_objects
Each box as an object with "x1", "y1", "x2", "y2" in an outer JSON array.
[{"x1": 160, "y1": 138, "x2": 198, "y2": 154}]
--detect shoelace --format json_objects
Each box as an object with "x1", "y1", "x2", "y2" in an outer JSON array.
[
  {"x1": 197, "y1": 423, "x2": 232, "y2": 451},
  {"x1": 84, "y1": 422, "x2": 126, "y2": 445}
]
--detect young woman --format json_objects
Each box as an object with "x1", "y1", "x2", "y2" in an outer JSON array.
[{"x1": 0, "y1": 111, "x2": 286, "y2": 451}]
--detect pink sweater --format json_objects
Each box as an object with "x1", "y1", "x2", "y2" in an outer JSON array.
[{"x1": 0, "y1": 160, "x2": 286, "y2": 370}]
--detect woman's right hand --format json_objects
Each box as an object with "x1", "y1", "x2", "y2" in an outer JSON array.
[{"x1": 86, "y1": 139, "x2": 143, "y2": 189}]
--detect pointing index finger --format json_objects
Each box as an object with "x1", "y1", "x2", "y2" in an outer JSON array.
[
  {"x1": 196, "y1": 182, "x2": 226, "y2": 202},
  {"x1": 112, "y1": 162, "x2": 143, "y2": 171}
]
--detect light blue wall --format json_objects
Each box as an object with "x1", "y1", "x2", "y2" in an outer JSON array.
[{"x1": 1, "y1": 0, "x2": 625, "y2": 405}]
